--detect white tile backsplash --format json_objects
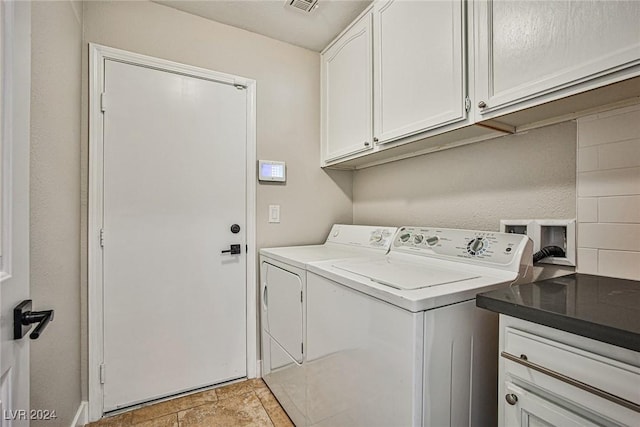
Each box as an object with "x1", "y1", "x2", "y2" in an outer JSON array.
[
  {"x1": 598, "y1": 250, "x2": 640, "y2": 280},
  {"x1": 577, "y1": 105, "x2": 640, "y2": 280},
  {"x1": 578, "y1": 167, "x2": 640, "y2": 197},
  {"x1": 577, "y1": 146, "x2": 598, "y2": 172},
  {"x1": 577, "y1": 248, "x2": 598, "y2": 274},
  {"x1": 598, "y1": 138, "x2": 640, "y2": 170},
  {"x1": 578, "y1": 223, "x2": 640, "y2": 251},
  {"x1": 578, "y1": 105, "x2": 640, "y2": 148},
  {"x1": 577, "y1": 198, "x2": 598, "y2": 223},
  {"x1": 599, "y1": 196, "x2": 640, "y2": 223}
]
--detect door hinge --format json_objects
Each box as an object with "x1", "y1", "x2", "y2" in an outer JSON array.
[
  {"x1": 99, "y1": 363, "x2": 106, "y2": 384},
  {"x1": 465, "y1": 96, "x2": 471, "y2": 112},
  {"x1": 101, "y1": 92, "x2": 107, "y2": 112},
  {"x1": 300, "y1": 291, "x2": 303, "y2": 303},
  {"x1": 301, "y1": 343, "x2": 304, "y2": 354},
  {"x1": 99, "y1": 229, "x2": 105, "y2": 248}
]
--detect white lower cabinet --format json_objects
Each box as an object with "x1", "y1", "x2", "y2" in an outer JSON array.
[
  {"x1": 502, "y1": 382, "x2": 600, "y2": 427},
  {"x1": 498, "y1": 316, "x2": 640, "y2": 427}
]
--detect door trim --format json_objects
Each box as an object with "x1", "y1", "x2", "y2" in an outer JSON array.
[{"x1": 87, "y1": 43, "x2": 257, "y2": 422}]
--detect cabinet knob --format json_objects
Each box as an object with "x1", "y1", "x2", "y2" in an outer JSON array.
[
  {"x1": 364, "y1": 141, "x2": 370, "y2": 147},
  {"x1": 478, "y1": 101, "x2": 487, "y2": 109},
  {"x1": 505, "y1": 394, "x2": 518, "y2": 406},
  {"x1": 373, "y1": 137, "x2": 379, "y2": 143}
]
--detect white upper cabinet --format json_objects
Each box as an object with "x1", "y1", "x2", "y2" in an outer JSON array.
[
  {"x1": 321, "y1": 0, "x2": 640, "y2": 168},
  {"x1": 321, "y1": 12, "x2": 373, "y2": 163},
  {"x1": 475, "y1": 0, "x2": 640, "y2": 117},
  {"x1": 373, "y1": 0, "x2": 466, "y2": 144}
]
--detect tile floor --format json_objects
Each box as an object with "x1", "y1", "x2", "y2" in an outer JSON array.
[{"x1": 88, "y1": 379, "x2": 294, "y2": 427}]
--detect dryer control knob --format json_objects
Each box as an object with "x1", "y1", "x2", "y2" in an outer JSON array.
[
  {"x1": 413, "y1": 234, "x2": 424, "y2": 244},
  {"x1": 399, "y1": 233, "x2": 411, "y2": 242}
]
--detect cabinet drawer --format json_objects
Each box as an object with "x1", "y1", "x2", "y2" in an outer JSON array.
[
  {"x1": 502, "y1": 382, "x2": 601, "y2": 427},
  {"x1": 504, "y1": 328, "x2": 640, "y2": 406}
]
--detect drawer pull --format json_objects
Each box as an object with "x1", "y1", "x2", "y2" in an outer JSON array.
[
  {"x1": 505, "y1": 393, "x2": 518, "y2": 405},
  {"x1": 501, "y1": 351, "x2": 640, "y2": 413}
]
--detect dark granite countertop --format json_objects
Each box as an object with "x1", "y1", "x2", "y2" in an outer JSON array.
[{"x1": 476, "y1": 273, "x2": 640, "y2": 352}]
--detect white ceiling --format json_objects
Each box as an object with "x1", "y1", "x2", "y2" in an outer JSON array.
[{"x1": 156, "y1": 0, "x2": 373, "y2": 52}]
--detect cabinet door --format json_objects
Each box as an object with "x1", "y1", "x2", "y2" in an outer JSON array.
[
  {"x1": 475, "y1": 0, "x2": 640, "y2": 116},
  {"x1": 373, "y1": 0, "x2": 465, "y2": 144},
  {"x1": 502, "y1": 382, "x2": 601, "y2": 427},
  {"x1": 321, "y1": 13, "x2": 373, "y2": 163}
]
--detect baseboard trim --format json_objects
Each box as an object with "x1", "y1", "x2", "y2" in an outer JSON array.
[{"x1": 70, "y1": 401, "x2": 88, "y2": 427}]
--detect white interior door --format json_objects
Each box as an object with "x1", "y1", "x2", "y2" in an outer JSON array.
[
  {"x1": 101, "y1": 58, "x2": 248, "y2": 411},
  {"x1": 0, "y1": 2, "x2": 31, "y2": 426}
]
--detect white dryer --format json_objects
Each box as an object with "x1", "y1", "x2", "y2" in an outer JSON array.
[
  {"x1": 300, "y1": 227, "x2": 533, "y2": 427},
  {"x1": 259, "y1": 224, "x2": 397, "y2": 426}
]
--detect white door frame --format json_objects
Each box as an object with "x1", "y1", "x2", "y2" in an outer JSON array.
[{"x1": 87, "y1": 43, "x2": 257, "y2": 421}]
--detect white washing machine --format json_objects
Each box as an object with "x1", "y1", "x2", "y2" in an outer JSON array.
[
  {"x1": 299, "y1": 226, "x2": 533, "y2": 427},
  {"x1": 259, "y1": 224, "x2": 397, "y2": 426}
]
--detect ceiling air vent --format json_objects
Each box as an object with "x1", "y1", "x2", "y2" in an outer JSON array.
[{"x1": 286, "y1": 0, "x2": 319, "y2": 13}]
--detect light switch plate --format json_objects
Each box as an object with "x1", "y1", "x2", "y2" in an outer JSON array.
[{"x1": 268, "y1": 205, "x2": 280, "y2": 223}]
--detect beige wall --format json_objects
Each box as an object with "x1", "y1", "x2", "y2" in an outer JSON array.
[
  {"x1": 80, "y1": 0, "x2": 353, "y2": 399},
  {"x1": 31, "y1": 2, "x2": 583, "y2": 422},
  {"x1": 353, "y1": 122, "x2": 577, "y2": 231},
  {"x1": 576, "y1": 104, "x2": 640, "y2": 280},
  {"x1": 82, "y1": 0, "x2": 352, "y2": 247},
  {"x1": 30, "y1": 1, "x2": 83, "y2": 426}
]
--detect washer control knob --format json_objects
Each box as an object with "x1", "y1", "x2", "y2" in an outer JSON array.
[
  {"x1": 425, "y1": 236, "x2": 439, "y2": 246},
  {"x1": 467, "y1": 238, "x2": 485, "y2": 255},
  {"x1": 370, "y1": 232, "x2": 383, "y2": 243},
  {"x1": 471, "y1": 238, "x2": 484, "y2": 252},
  {"x1": 413, "y1": 234, "x2": 424, "y2": 244},
  {"x1": 400, "y1": 233, "x2": 411, "y2": 242}
]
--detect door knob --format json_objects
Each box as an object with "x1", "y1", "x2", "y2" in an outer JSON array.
[
  {"x1": 505, "y1": 394, "x2": 518, "y2": 405},
  {"x1": 14, "y1": 300, "x2": 54, "y2": 340},
  {"x1": 221, "y1": 244, "x2": 241, "y2": 255}
]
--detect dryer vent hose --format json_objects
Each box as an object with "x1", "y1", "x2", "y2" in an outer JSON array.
[{"x1": 533, "y1": 246, "x2": 566, "y2": 263}]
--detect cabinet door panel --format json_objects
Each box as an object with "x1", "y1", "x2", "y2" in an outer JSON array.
[
  {"x1": 374, "y1": 0, "x2": 465, "y2": 144},
  {"x1": 322, "y1": 13, "x2": 373, "y2": 162},
  {"x1": 502, "y1": 383, "x2": 600, "y2": 427},
  {"x1": 476, "y1": 0, "x2": 640, "y2": 115}
]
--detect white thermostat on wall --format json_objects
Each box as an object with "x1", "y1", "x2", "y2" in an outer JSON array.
[{"x1": 258, "y1": 160, "x2": 286, "y2": 182}]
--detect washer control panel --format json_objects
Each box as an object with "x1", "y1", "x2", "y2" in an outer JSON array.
[
  {"x1": 392, "y1": 226, "x2": 527, "y2": 265},
  {"x1": 327, "y1": 225, "x2": 397, "y2": 249}
]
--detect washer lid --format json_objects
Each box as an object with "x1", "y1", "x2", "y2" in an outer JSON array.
[{"x1": 333, "y1": 258, "x2": 480, "y2": 290}]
